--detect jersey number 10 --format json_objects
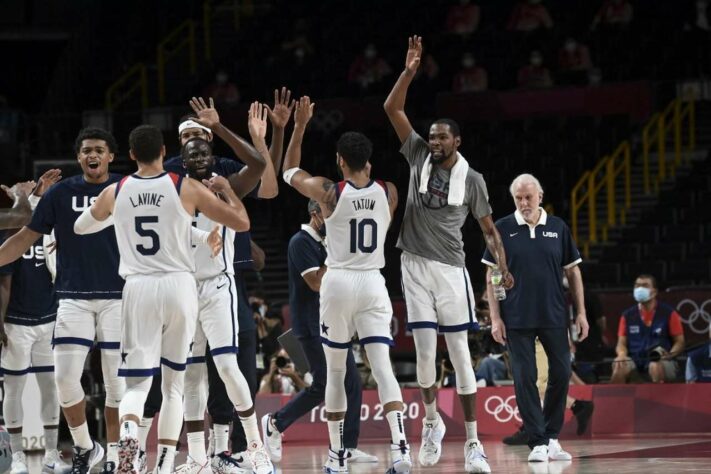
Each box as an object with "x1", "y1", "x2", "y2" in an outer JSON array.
[
  {"x1": 135, "y1": 216, "x2": 160, "y2": 255},
  {"x1": 349, "y1": 218, "x2": 377, "y2": 254}
]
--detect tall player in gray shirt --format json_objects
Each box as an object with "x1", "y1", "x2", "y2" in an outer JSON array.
[{"x1": 385, "y1": 36, "x2": 513, "y2": 474}]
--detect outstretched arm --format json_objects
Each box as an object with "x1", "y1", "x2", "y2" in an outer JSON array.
[
  {"x1": 265, "y1": 87, "x2": 295, "y2": 186},
  {"x1": 383, "y1": 35, "x2": 422, "y2": 144},
  {"x1": 0, "y1": 181, "x2": 35, "y2": 230},
  {"x1": 247, "y1": 101, "x2": 278, "y2": 199}
]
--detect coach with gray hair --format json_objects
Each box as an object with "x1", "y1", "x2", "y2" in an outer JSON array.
[{"x1": 482, "y1": 173, "x2": 589, "y2": 463}]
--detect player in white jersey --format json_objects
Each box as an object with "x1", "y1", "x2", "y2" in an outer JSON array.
[
  {"x1": 282, "y1": 96, "x2": 411, "y2": 474},
  {"x1": 74, "y1": 123, "x2": 250, "y2": 474}
]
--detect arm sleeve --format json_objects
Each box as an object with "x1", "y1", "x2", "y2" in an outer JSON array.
[
  {"x1": 668, "y1": 311, "x2": 684, "y2": 337},
  {"x1": 468, "y1": 172, "x2": 493, "y2": 219},
  {"x1": 617, "y1": 315, "x2": 627, "y2": 337},
  {"x1": 561, "y1": 221, "x2": 582, "y2": 268},
  {"x1": 288, "y1": 237, "x2": 322, "y2": 278},
  {"x1": 398, "y1": 130, "x2": 431, "y2": 168}
]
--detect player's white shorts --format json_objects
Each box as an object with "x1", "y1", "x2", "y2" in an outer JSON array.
[
  {"x1": 53, "y1": 299, "x2": 122, "y2": 351},
  {"x1": 188, "y1": 273, "x2": 240, "y2": 364},
  {"x1": 319, "y1": 268, "x2": 394, "y2": 349},
  {"x1": 401, "y1": 251, "x2": 479, "y2": 333},
  {"x1": 1, "y1": 322, "x2": 54, "y2": 375},
  {"x1": 118, "y1": 272, "x2": 198, "y2": 376}
]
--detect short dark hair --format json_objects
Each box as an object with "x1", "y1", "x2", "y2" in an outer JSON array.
[
  {"x1": 636, "y1": 274, "x2": 658, "y2": 289},
  {"x1": 431, "y1": 118, "x2": 461, "y2": 138},
  {"x1": 181, "y1": 137, "x2": 212, "y2": 161},
  {"x1": 129, "y1": 125, "x2": 164, "y2": 163},
  {"x1": 178, "y1": 114, "x2": 197, "y2": 125},
  {"x1": 74, "y1": 127, "x2": 118, "y2": 155},
  {"x1": 336, "y1": 132, "x2": 372, "y2": 172},
  {"x1": 307, "y1": 199, "x2": 321, "y2": 214}
]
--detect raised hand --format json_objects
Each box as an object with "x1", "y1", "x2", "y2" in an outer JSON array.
[
  {"x1": 405, "y1": 35, "x2": 422, "y2": 73},
  {"x1": 2, "y1": 181, "x2": 36, "y2": 201},
  {"x1": 294, "y1": 96, "x2": 315, "y2": 128},
  {"x1": 202, "y1": 175, "x2": 232, "y2": 196},
  {"x1": 266, "y1": 87, "x2": 295, "y2": 129},
  {"x1": 34, "y1": 168, "x2": 62, "y2": 197},
  {"x1": 247, "y1": 101, "x2": 268, "y2": 141},
  {"x1": 207, "y1": 225, "x2": 223, "y2": 258},
  {"x1": 189, "y1": 97, "x2": 221, "y2": 130}
]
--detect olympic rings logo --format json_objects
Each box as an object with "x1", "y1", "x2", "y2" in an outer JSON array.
[
  {"x1": 484, "y1": 395, "x2": 522, "y2": 423},
  {"x1": 676, "y1": 299, "x2": 711, "y2": 335}
]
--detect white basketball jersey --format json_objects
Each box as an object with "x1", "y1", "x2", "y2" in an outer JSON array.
[
  {"x1": 192, "y1": 208, "x2": 235, "y2": 280},
  {"x1": 113, "y1": 172, "x2": 194, "y2": 278},
  {"x1": 324, "y1": 180, "x2": 391, "y2": 270}
]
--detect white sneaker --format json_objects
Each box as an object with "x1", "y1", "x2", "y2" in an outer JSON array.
[
  {"x1": 117, "y1": 435, "x2": 140, "y2": 473},
  {"x1": 11, "y1": 451, "x2": 29, "y2": 474},
  {"x1": 42, "y1": 449, "x2": 71, "y2": 474},
  {"x1": 548, "y1": 439, "x2": 572, "y2": 461},
  {"x1": 346, "y1": 448, "x2": 378, "y2": 463},
  {"x1": 137, "y1": 450, "x2": 148, "y2": 474},
  {"x1": 323, "y1": 449, "x2": 348, "y2": 473},
  {"x1": 260, "y1": 413, "x2": 282, "y2": 462},
  {"x1": 418, "y1": 414, "x2": 446, "y2": 466},
  {"x1": 210, "y1": 452, "x2": 244, "y2": 473},
  {"x1": 528, "y1": 444, "x2": 549, "y2": 462},
  {"x1": 229, "y1": 452, "x2": 252, "y2": 471},
  {"x1": 174, "y1": 457, "x2": 212, "y2": 473},
  {"x1": 248, "y1": 446, "x2": 274, "y2": 474},
  {"x1": 389, "y1": 442, "x2": 412, "y2": 473},
  {"x1": 464, "y1": 439, "x2": 491, "y2": 473}
]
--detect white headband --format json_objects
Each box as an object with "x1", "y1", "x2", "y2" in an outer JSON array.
[{"x1": 178, "y1": 120, "x2": 211, "y2": 135}]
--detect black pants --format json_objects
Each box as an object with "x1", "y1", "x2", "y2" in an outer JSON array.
[
  {"x1": 507, "y1": 328, "x2": 571, "y2": 448},
  {"x1": 272, "y1": 335, "x2": 362, "y2": 448}
]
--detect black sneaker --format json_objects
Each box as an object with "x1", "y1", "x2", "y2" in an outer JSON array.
[
  {"x1": 70, "y1": 441, "x2": 105, "y2": 474},
  {"x1": 100, "y1": 460, "x2": 116, "y2": 473},
  {"x1": 572, "y1": 400, "x2": 594, "y2": 435},
  {"x1": 502, "y1": 426, "x2": 529, "y2": 446}
]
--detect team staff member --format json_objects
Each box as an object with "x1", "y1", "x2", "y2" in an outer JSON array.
[{"x1": 483, "y1": 173, "x2": 589, "y2": 463}]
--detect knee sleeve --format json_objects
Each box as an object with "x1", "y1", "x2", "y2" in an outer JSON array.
[
  {"x1": 183, "y1": 364, "x2": 208, "y2": 421},
  {"x1": 35, "y1": 372, "x2": 60, "y2": 426},
  {"x1": 101, "y1": 350, "x2": 126, "y2": 408},
  {"x1": 364, "y1": 344, "x2": 403, "y2": 405},
  {"x1": 444, "y1": 332, "x2": 476, "y2": 395},
  {"x1": 413, "y1": 329, "x2": 437, "y2": 388},
  {"x1": 54, "y1": 348, "x2": 88, "y2": 408},
  {"x1": 158, "y1": 367, "x2": 186, "y2": 441},
  {"x1": 324, "y1": 346, "x2": 348, "y2": 413},
  {"x1": 3, "y1": 374, "x2": 28, "y2": 429},
  {"x1": 119, "y1": 376, "x2": 152, "y2": 420},
  {"x1": 213, "y1": 354, "x2": 253, "y2": 413}
]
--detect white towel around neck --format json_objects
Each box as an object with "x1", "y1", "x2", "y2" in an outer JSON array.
[{"x1": 418, "y1": 152, "x2": 469, "y2": 206}]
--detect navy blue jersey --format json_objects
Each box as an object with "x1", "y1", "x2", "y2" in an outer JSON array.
[
  {"x1": 287, "y1": 226, "x2": 326, "y2": 338},
  {"x1": 163, "y1": 155, "x2": 259, "y2": 198},
  {"x1": 28, "y1": 174, "x2": 124, "y2": 300},
  {"x1": 0, "y1": 235, "x2": 57, "y2": 325}
]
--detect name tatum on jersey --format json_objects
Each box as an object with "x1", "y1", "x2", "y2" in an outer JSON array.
[{"x1": 351, "y1": 197, "x2": 376, "y2": 211}]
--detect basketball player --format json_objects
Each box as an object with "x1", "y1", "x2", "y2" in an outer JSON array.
[
  {"x1": 0, "y1": 181, "x2": 34, "y2": 230},
  {"x1": 384, "y1": 36, "x2": 512, "y2": 473},
  {"x1": 73, "y1": 124, "x2": 250, "y2": 474},
  {"x1": 0, "y1": 169, "x2": 70, "y2": 474},
  {"x1": 282, "y1": 96, "x2": 411, "y2": 474},
  {"x1": 0, "y1": 129, "x2": 128, "y2": 473}
]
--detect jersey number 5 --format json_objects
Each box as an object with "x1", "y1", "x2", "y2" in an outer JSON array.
[
  {"x1": 135, "y1": 216, "x2": 160, "y2": 255},
  {"x1": 349, "y1": 218, "x2": 377, "y2": 253}
]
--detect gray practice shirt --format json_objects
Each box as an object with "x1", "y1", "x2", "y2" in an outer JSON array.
[{"x1": 397, "y1": 130, "x2": 492, "y2": 267}]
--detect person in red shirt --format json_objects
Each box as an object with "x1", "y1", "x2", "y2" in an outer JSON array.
[
  {"x1": 517, "y1": 50, "x2": 553, "y2": 89},
  {"x1": 452, "y1": 53, "x2": 488, "y2": 93},
  {"x1": 611, "y1": 274, "x2": 685, "y2": 383},
  {"x1": 590, "y1": 0, "x2": 633, "y2": 31},
  {"x1": 445, "y1": 0, "x2": 481, "y2": 36},
  {"x1": 507, "y1": 0, "x2": 554, "y2": 32}
]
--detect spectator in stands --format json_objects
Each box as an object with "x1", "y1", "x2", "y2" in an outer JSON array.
[
  {"x1": 507, "y1": 0, "x2": 554, "y2": 32},
  {"x1": 517, "y1": 50, "x2": 553, "y2": 89},
  {"x1": 452, "y1": 53, "x2": 488, "y2": 93},
  {"x1": 280, "y1": 18, "x2": 315, "y2": 57},
  {"x1": 610, "y1": 274, "x2": 685, "y2": 383},
  {"x1": 445, "y1": 0, "x2": 481, "y2": 36},
  {"x1": 347, "y1": 43, "x2": 393, "y2": 94},
  {"x1": 590, "y1": 0, "x2": 633, "y2": 31},
  {"x1": 258, "y1": 349, "x2": 308, "y2": 395},
  {"x1": 557, "y1": 37, "x2": 593, "y2": 85},
  {"x1": 203, "y1": 69, "x2": 240, "y2": 108},
  {"x1": 254, "y1": 296, "x2": 284, "y2": 375},
  {"x1": 685, "y1": 324, "x2": 711, "y2": 383}
]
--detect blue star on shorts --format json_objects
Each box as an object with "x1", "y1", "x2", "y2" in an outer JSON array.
[{"x1": 321, "y1": 322, "x2": 329, "y2": 335}]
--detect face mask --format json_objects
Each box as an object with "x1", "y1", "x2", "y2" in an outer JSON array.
[
  {"x1": 565, "y1": 41, "x2": 576, "y2": 52},
  {"x1": 633, "y1": 287, "x2": 652, "y2": 303},
  {"x1": 216, "y1": 73, "x2": 228, "y2": 85},
  {"x1": 462, "y1": 57, "x2": 474, "y2": 68},
  {"x1": 294, "y1": 47, "x2": 305, "y2": 59},
  {"x1": 364, "y1": 47, "x2": 376, "y2": 59},
  {"x1": 531, "y1": 55, "x2": 542, "y2": 66}
]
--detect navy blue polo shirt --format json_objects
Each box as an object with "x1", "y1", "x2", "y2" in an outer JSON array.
[
  {"x1": 288, "y1": 225, "x2": 327, "y2": 338},
  {"x1": 482, "y1": 209, "x2": 582, "y2": 329}
]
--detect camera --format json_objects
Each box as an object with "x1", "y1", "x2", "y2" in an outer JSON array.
[
  {"x1": 275, "y1": 355, "x2": 291, "y2": 369},
  {"x1": 648, "y1": 345, "x2": 666, "y2": 362}
]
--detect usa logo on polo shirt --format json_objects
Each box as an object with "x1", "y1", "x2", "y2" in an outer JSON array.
[{"x1": 542, "y1": 231, "x2": 559, "y2": 238}]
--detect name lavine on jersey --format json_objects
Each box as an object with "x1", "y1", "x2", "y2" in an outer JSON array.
[
  {"x1": 129, "y1": 193, "x2": 165, "y2": 208},
  {"x1": 351, "y1": 198, "x2": 376, "y2": 211}
]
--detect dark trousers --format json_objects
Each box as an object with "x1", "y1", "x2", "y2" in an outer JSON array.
[
  {"x1": 272, "y1": 335, "x2": 362, "y2": 449},
  {"x1": 507, "y1": 328, "x2": 571, "y2": 448}
]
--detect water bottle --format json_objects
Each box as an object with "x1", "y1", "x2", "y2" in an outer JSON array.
[{"x1": 490, "y1": 267, "x2": 507, "y2": 301}]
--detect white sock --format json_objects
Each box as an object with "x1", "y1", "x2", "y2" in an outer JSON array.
[
  {"x1": 424, "y1": 400, "x2": 438, "y2": 421},
  {"x1": 465, "y1": 421, "x2": 478, "y2": 441},
  {"x1": 69, "y1": 422, "x2": 93, "y2": 450},
  {"x1": 107, "y1": 442, "x2": 118, "y2": 463},
  {"x1": 155, "y1": 444, "x2": 177, "y2": 473},
  {"x1": 187, "y1": 431, "x2": 208, "y2": 464},
  {"x1": 44, "y1": 428, "x2": 58, "y2": 451},
  {"x1": 214, "y1": 423, "x2": 230, "y2": 454},
  {"x1": 138, "y1": 417, "x2": 154, "y2": 451},
  {"x1": 120, "y1": 420, "x2": 139, "y2": 440},
  {"x1": 9, "y1": 432, "x2": 23, "y2": 453},
  {"x1": 385, "y1": 411, "x2": 407, "y2": 445},
  {"x1": 327, "y1": 419, "x2": 344, "y2": 453},
  {"x1": 239, "y1": 414, "x2": 263, "y2": 450}
]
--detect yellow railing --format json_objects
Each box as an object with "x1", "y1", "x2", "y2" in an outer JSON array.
[
  {"x1": 157, "y1": 20, "x2": 197, "y2": 104},
  {"x1": 105, "y1": 63, "x2": 148, "y2": 111}
]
